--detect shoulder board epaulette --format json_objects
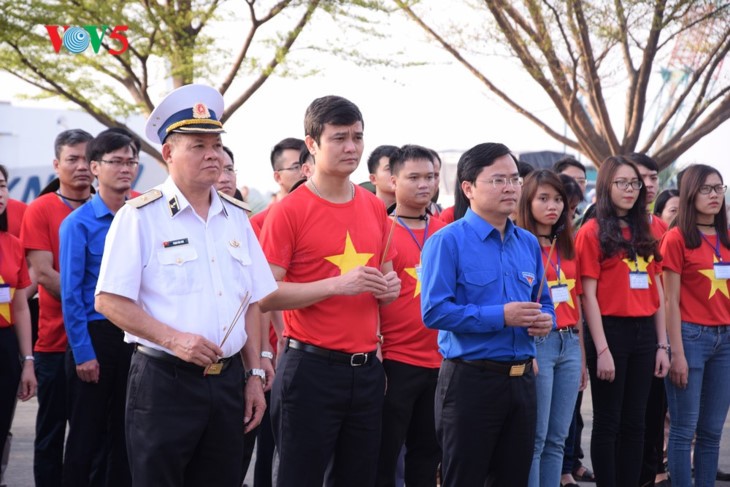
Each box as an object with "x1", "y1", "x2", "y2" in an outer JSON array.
[
  {"x1": 218, "y1": 191, "x2": 251, "y2": 212},
  {"x1": 127, "y1": 189, "x2": 163, "y2": 209}
]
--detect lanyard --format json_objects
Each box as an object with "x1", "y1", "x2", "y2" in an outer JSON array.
[
  {"x1": 541, "y1": 247, "x2": 561, "y2": 283},
  {"x1": 396, "y1": 217, "x2": 429, "y2": 251},
  {"x1": 700, "y1": 232, "x2": 723, "y2": 262},
  {"x1": 56, "y1": 192, "x2": 76, "y2": 211}
]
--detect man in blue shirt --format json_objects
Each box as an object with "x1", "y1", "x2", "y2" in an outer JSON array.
[
  {"x1": 59, "y1": 129, "x2": 139, "y2": 486},
  {"x1": 420, "y1": 142, "x2": 555, "y2": 487}
]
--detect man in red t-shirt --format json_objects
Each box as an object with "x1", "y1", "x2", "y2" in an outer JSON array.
[
  {"x1": 20, "y1": 129, "x2": 93, "y2": 487},
  {"x1": 259, "y1": 96, "x2": 400, "y2": 487},
  {"x1": 375, "y1": 145, "x2": 445, "y2": 487}
]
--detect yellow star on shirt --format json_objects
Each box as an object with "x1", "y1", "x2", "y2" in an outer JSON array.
[
  {"x1": 324, "y1": 231, "x2": 374, "y2": 275},
  {"x1": 698, "y1": 257, "x2": 730, "y2": 299},
  {"x1": 548, "y1": 269, "x2": 576, "y2": 309},
  {"x1": 404, "y1": 267, "x2": 421, "y2": 297},
  {"x1": 622, "y1": 255, "x2": 654, "y2": 285},
  {"x1": 0, "y1": 276, "x2": 12, "y2": 323}
]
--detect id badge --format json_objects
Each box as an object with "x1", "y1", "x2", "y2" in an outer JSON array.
[
  {"x1": 714, "y1": 262, "x2": 730, "y2": 280},
  {"x1": 0, "y1": 284, "x2": 10, "y2": 304},
  {"x1": 629, "y1": 272, "x2": 649, "y2": 289},
  {"x1": 415, "y1": 264, "x2": 422, "y2": 281},
  {"x1": 550, "y1": 284, "x2": 570, "y2": 303}
]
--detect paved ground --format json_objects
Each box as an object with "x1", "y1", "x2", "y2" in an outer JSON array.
[{"x1": 3, "y1": 386, "x2": 729, "y2": 486}]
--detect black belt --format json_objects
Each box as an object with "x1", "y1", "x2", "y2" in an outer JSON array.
[
  {"x1": 455, "y1": 358, "x2": 533, "y2": 377},
  {"x1": 286, "y1": 338, "x2": 376, "y2": 367},
  {"x1": 135, "y1": 344, "x2": 234, "y2": 373}
]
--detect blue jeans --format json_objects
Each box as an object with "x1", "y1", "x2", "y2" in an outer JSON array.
[
  {"x1": 529, "y1": 328, "x2": 582, "y2": 487},
  {"x1": 665, "y1": 322, "x2": 730, "y2": 487}
]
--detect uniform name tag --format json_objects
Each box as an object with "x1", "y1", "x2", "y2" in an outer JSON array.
[
  {"x1": 163, "y1": 238, "x2": 189, "y2": 248},
  {"x1": 204, "y1": 362, "x2": 223, "y2": 376},
  {"x1": 550, "y1": 284, "x2": 570, "y2": 303},
  {"x1": 0, "y1": 284, "x2": 10, "y2": 304},
  {"x1": 629, "y1": 272, "x2": 649, "y2": 289},
  {"x1": 714, "y1": 262, "x2": 730, "y2": 280}
]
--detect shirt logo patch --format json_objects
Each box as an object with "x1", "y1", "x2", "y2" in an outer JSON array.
[{"x1": 522, "y1": 272, "x2": 536, "y2": 286}]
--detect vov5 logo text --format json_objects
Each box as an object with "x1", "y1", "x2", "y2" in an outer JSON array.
[{"x1": 44, "y1": 25, "x2": 129, "y2": 55}]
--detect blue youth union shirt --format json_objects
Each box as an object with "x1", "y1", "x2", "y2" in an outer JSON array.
[{"x1": 420, "y1": 208, "x2": 555, "y2": 361}]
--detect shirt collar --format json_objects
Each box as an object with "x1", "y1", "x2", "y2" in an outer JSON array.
[
  {"x1": 464, "y1": 207, "x2": 519, "y2": 241},
  {"x1": 90, "y1": 193, "x2": 114, "y2": 219},
  {"x1": 160, "y1": 176, "x2": 225, "y2": 219}
]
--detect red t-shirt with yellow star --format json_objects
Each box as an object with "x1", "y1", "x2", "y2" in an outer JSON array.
[
  {"x1": 261, "y1": 184, "x2": 396, "y2": 353},
  {"x1": 660, "y1": 227, "x2": 730, "y2": 325},
  {"x1": 438, "y1": 205, "x2": 455, "y2": 224},
  {"x1": 380, "y1": 218, "x2": 446, "y2": 368},
  {"x1": 0, "y1": 232, "x2": 32, "y2": 328},
  {"x1": 650, "y1": 214, "x2": 668, "y2": 239},
  {"x1": 541, "y1": 246, "x2": 582, "y2": 329},
  {"x1": 575, "y1": 219, "x2": 660, "y2": 317}
]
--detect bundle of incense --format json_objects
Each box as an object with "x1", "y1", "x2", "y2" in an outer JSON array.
[{"x1": 204, "y1": 291, "x2": 252, "y2": 376}]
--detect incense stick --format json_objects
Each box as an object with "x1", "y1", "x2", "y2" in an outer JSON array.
[
  {"x1": 535, "y1": 237, "x2": 557, "y2": 303},
  {"x1": 381, "y1": 204, "x2": 399, "y2": 267}
]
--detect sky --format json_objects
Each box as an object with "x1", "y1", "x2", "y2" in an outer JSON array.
[{"x1": 1, "y1": 2, "x2": 728, "y2": 198}]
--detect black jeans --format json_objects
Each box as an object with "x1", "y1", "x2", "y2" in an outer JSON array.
[
  {"x1": 253, "y1": 391, "x2": 275, "y2": 487},
  {"x1": 376, "y1": 359, "x2": 440, "y2": 487},
  {"x1": 436, "y1": 359, "x2": 536, "y2": 487},
  {"x1": 271, "y1": 346, "x2": 385, "y2": 487},
  {"x1": 586, "y1": 315, "x2": 656, "y2": 487},
  {"x1": 0, "y1": 328, "x2": 20, "y2": 448},
  {"x1": 63, "y1": 320, "x2": 133, "y2": 487},
  {"x1": 34, "y1": 351, "x2": 67, "y2": 487}
]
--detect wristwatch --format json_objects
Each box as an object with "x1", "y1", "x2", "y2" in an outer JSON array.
[{"x1": 246, "y1": 368, "x2": 266, "y2": 382}]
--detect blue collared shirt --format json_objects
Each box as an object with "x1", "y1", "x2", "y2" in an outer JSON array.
[
  {"x1": 60, "y1": 194, "x2": 115, "y2": 364},
  {"x1": 420, "y1": 208, "x2": 555, "y2": 361}
]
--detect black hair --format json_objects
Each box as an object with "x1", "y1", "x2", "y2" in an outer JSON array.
[
  {"x1": 54, "y1": 129, "x2": 93, "y2": 159},
  {"x1": 270, "y1": 138, "x2": 305, "y2": 170},
  {"x1": 0, "y1": 164, "x2": 8, "y2": 232},
  {"x1": 106, "y1": 127, "x2": 141, "y2": 154},
  {"x1": 223, "y1": 146, "x2": 235, "y2": 164},
  {"x1": 298, "y1": 147, "x2": 313, "y2": 167},
  {"x1": 304, "y1": 96, "x2": 363, "y2": 145},
  {"x1": 625, "y1": 152, "x2": 659, "y2": 173},
  {"x1": 558, "y1": 173, "x2": 584, "y2": 204},
  {"x1": 553, "y1": 156, "x2": 586, "y2": 176},
  {"x1": 518, "y1": 161, "x2": 534, "y2": 178},
  {"x1": 389, "y1": 144, "x2": 434, "y2": 176},
  {"x1": 87, "y1": 130, "x2": 135, "y2": 163},
  {"x1": 675, "y1": 164, "x2": 729, "y2": 249},
  {"x1": 366, "y1": 145, "x2": 399, "y2": 175},
  {"x1": 454, "y1": 143, "x2": 517, "y2": 221},
  {"x1": 653, "y1": 189, "x2": 679, "y2": 217}
]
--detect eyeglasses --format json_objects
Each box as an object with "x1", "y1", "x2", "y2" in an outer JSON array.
[
  {"x1": 476, "y1": 176, "x2": 524, "y2": 188},
  {"x1": 100, "y1": 159, "x2": 139, "y2": 168},
  {"x1": 612, "y1": 179, "x2": 642, "y2": 190},
  {"x1": 699, "y1": 184, "x2": 727, "y2": 195},
  {"x1": 223, "y1": 166, "x2": 237, "y2": 175},
  {"x1": 276, "y1": 163, "x2": 302, "y2": 173}
]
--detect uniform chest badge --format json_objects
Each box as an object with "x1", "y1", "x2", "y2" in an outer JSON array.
[{"x1": 522, "y1": 271, "x2": 536, "y2": 287}]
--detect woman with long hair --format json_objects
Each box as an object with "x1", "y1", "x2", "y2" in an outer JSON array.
[
  {"x1": 0, "y1": 164, "x2": 37, "y2": 457},
  {"x1": 517, "y1": 170, "x2": 585, "y2": 487},
  {"x1": 574, "y1": 156, "x2": 669, "y2": 487},
  {"x1": 660, "y1": 164, "x2": 730, "y2": 487}
]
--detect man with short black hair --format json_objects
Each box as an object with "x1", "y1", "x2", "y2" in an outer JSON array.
[
  {"x1": 553, "y1": 157, "x2": 587, "y2": 194},
  {"x1": 260, "y1": 95, "x2": 400, "y2": 486},
  {"x1": 60, "y1": 129, "x2": 139, "y2": 486},
  {"x1": 21, "y1": 128, "x2": 93, "y2": 487},
  {"x1": 368, "y1": 145, "x2": 399, "y2": 209},
  {"x1": 270, "y1": 138, "x2": 306, "y2": 203}
]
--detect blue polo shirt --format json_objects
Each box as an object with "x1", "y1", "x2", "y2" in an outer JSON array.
[
  {"x1": 60, "y1": 194, "x2": 115, "y2": 364},
  {"x1": 420, "y1": 208, "x2": 555, "y2": 361}
]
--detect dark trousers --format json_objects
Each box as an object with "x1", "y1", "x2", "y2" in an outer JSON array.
[
  {"x1": 0, "y1": 328, "x2": 21, "y2": 447},
  {"x1": 436, "y1": 359, "x2": 537, "y2": 487},
  {"x1": 639, "y1": 377, "x2": 668, "y2": 486},
  {"x1": 562, "y1": 391, "x2": 585, "y2": 474},
  {"x1": 586, "y1": 316, "x2": 656, "y2": 487},
  {"x1": 253, "y1": 391, "x2": 276, "y2": 487},
  {"x1": 63, "y1": 320, "x2": 133, "y2": 487},
  {"x1": 242, "y1": 417, "x2": 258, "y2": 481},
  {"x1": 376, "y1": 359, "x2": 440, "y2": 487},
  {"x1": 271, "y1": 346, "x2": 385, "y2": 487},
  {"x1": 125, "y1": 350, "x2": 246, "y2": 487},
  {"x1": 34, "y1": 351, "x2": 67, "y2": 487}
]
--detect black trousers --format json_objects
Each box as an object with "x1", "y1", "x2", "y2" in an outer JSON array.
[
  {"x1": 34, "y1": 350, "x2": 66, "y2": 487},
  {"x1": 125, "y1": 350, "x2": 246, "y2": 487},
  {"x1": 639, "y1": 376, "x2": 668, "y2": 486},
  {"x1": 376, "y1": 359, "x2": 440, "y2": 487},
  {"x1": 586, "y1": 315, "x2": 656, "y2": 487},
  {"x1": 0, "y1": 328, "x2": 21, "y2": 449},
  {"x1": 271, "y1": 346, "x2": 385, "y2": 487},
  {"x1": 436, "y1": 359, "x2": 537, "y2": 487},
  {"x1": 253, "y1": 391, "x2": 276, "y2": 487},
  {"x1": 63, "y1": 319, "x2": 133, "y2": 487}
]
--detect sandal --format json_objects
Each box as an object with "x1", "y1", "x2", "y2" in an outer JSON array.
[{"x1": 573, "y1": 466, "x2": 596, "y2": 482}]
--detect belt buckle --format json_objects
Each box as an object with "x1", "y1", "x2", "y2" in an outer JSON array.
[
  {"x1": 350, "y1": 352, "x2": 368, "y2": 367},
  {"x1": 509, "y1": 363, "x2": 526, "y2": 377}
]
